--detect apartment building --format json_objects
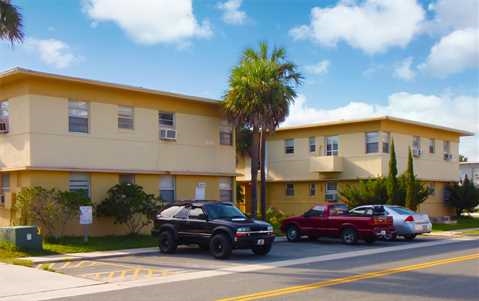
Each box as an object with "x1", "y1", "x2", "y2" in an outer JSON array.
[
  {"x1": 460, "y1": 162, "x2": 479, "y2": 187},
  {"x1": 0, "y1": 68, "x2": 236, "y2": 235},
  {"x1": 237, "y1": 116, "x2": 472, "y2": 218}
]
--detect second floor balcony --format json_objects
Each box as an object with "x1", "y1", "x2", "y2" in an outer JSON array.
[{"x1": 309, "y1": 155, "x2": 344, "y2": 173}]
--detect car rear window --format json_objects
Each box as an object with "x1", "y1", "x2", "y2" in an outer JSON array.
[
  {"x1": 390, "y1": 207, "x2": 415, "y2": 215},
  {"x1": 159, "y1": 205, "x2": 182, "y2": 218}
]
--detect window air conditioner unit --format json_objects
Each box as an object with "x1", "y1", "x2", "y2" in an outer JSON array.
[
  {"x1": 0, "y1": 118, "x2": 9, "y2": 134},
  {"x1": 413, "y1": 148, "x2": 421, "y2": 157},
  {"x1": 325, "y1": 193, "x2": 337, "y2": 202},
  {"x1": 443, "y1": 153, "x2": 452, "y2": 161},
  {"x1": 160, "y1": 128, "x2": 176, "y2": 140}
]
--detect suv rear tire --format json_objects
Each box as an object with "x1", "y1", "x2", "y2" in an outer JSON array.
[
  {"x1": 209, "y1": 233, "x2": 232, "y2": 259},
  {"x1": 252, "y1": 243, "x2": 272, "y2": 256},
  {"x1": 341, "y1": 228, "x2": 358, "y2": 245},
  {"x1": 159, "y1": 230, "x2": 177, "y2": 254}
]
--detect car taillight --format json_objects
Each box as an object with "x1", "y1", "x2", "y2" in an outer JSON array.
[{"x1": 404, "y1": 215, "x2": 415, "y2": 222}]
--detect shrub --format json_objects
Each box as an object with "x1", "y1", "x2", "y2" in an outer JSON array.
[
  {"x1": 265, "y1": 207, "x2": 286, "y2": 234},
  {"x1": 15, "y1": 186, "x2": 91, "y2": 239},
  {"x1": 340, "y1": 178, "x2": 389, "y2": 208},
  {"x1": 445, "y1": 175, "x2": 479, "y2": 217},
  {"x1": 96, "y1": 183, "x2": 160, "y2": 235}
]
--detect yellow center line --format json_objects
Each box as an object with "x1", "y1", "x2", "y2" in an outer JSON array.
[{"x1": 218, "y1": 253, "x2": 479, "y2": 301}]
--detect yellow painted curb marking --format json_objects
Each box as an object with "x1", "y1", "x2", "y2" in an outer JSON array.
[{"x1": 218, "y1": 253, "x2": 479, "y2": 301}]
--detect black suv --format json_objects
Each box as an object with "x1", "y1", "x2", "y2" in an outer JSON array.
[{"x1": 152, "y1": 201, "x2": 275, "y2": 259}]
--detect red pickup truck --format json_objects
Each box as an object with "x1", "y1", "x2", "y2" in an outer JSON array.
[{"x1": 280, "y1": 203, "x2": 395, "y2": 244}]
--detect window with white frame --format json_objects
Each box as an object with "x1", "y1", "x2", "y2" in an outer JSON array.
[
  {"x1": 325, "y1": 136, "x2": 339, "y2": 156},
  {"x1": 309, "y1": 136, "x2": 316, "y2": 153},
  {"x1": 365, "y1": 132, "x2": 379, "y2": 153},
  {"x1": 0, "y1": 101, "x2": 9, "y2": 133},
  {"x1": 443, "y1": 140, "x2": 451, "y2": 160},
  {"x1": 219, "y1": 127, "x2": 233, "y2": 145},
  {"x1": 0, "y1": 174, "x2": 9, "y2": 206},
  {"x1": 219, "y1": 177, "x2": 233, "y2": 202},
  {"x1": 119, "y1": 174, "x2": 135, "y2": 185},
  {"x1": 69, "y1": 173, "x2": 90, "y2": 197},
  {"x1": 118, "y1": 106, "x2": 134, "y2": 129},
  {"x1": 68, "y1": 100, "x2": 89, "y2": 133},
  {"x1": 382, "y1": 132, "x2": 390, "y2": 153},
  {"x1": 284, "y1": 139, "x2": 294, "y2": 154},
  {"x1": 325, "y1": 182, "x2": 337, "y2": 202},
  {"x1": 413, "y1": 136, "x2": 421, "y2": 156},
  {"x1": 285, "y1": 183, "x2": 294, "y2": 196},
  {"x1": 309, "y1": 183, "x2": 316, "y2": 196},
  {"x1": 429, "y1": 138, "x2": 435, "y2": 154},
  {"x1": 160, "y1": 175, "x2": 175, "y2": 202},
  {"x1": 159, "y1": 112, "x2": 174, "y2": 128}
]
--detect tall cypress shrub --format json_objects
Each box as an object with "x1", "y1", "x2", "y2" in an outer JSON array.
[
  {"x1": 405, "y1": 147, "x2": 416, "y2": 210},
  {"x1": 387, "y1": 139, "x2": 400, "y2": 205}
]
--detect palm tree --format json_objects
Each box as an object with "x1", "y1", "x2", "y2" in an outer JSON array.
[
  {"x1": 223, "y1": 42, "x2": 302, "y2": 219},
  {"x1": 0, "y1": 0, "x2": 24, "y2": 44}
]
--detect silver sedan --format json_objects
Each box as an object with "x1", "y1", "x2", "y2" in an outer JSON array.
[{"x1": 350, "y1": 205, "x2": 432, "y2": 240}]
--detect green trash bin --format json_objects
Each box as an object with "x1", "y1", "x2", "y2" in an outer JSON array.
[{"x1": 0, "y1": 226, "x2": 43, "y2": 251}]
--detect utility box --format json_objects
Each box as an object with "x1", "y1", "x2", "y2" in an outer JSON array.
[{"x1": 0, "y1": 226, "x2": 43, "y2": 251}]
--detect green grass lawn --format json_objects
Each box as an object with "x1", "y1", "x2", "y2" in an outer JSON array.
[
  {"x1": 0, "y1": 234, "x2": 158, "y2": 264},
  {"x1": 462, "y1": 229, "x2": 479, "y2": 236},
  {"x1": 432, "y1": 216, "x2": 479, "y2": 232}
]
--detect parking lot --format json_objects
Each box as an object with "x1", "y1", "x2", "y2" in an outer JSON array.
[{"x1": 37, "y1": 236, "x2": 450, "y2": 283}]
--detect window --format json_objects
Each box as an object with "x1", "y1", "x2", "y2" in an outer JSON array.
[
  {"x1": 304, "y1": 205, "x2": 325, "y2": 217},
  {"x1": 159, "y1": 112, "x2": 174, "y2": 127},
  {"x1": 429, "y1": 138, "x2": 435, "y2": 154},
  {"x1": 325, "y1": 182, "x2": 337, "y2": 202},
  {"x1": 69, "y1": 100, "x2": 89, "y2": 133},
  {"x1": 173, "y1": 206, "x2": 189, "y2": 219},
  {"x1": 118, "y1": 106, "x2": 134, "y2": 129},
  {"x1": 325, "y1": 136, "x2": 339, "y2": 156},
  {"x1": 119, "y1": 174, "x2": 135, "y2": 185},
  {"x1": 69, "y1": 173, "x2": 90, "y2": 197},
  {"x1": 0, "y1": 174, "x2": 9, "y2": 206},
  {"x1": 309, "y1": 183, "x2": 316, "y2": 196},
  {"x1": 159, "y1": 205, "x2": 182, "y2": 218},
  {"x1": 443, "y1": 140, "x2": 451, "y2": 161},
  {"x1": 188, "y1": 207, "x2": 207, "y2": 220},
  {"x1": 160, "y1": 175, "x2": 175, "y2": 202},
  {"x1": 382, "y1": 132, "x2": 390, "y2": 153},
  {"x1": 219, "y1": 177, "x2": 233, "y2": 202},
  {"x1": 285, "y1": 183, "x2": 294, "y2": 196},
  {"x1": 309, "y1": 137, "x2": 316, "y2": 153},
  {"x1": 428, "y1": 183, "x2": 436, "y2": 195},
  {"x1": 219, "y1": 127, "x2": 233, "y2": 145},
  {"x1": 365, "y1": 131, "x2": 379, "y2": 153},
  {"x1": 0, "y1": 101, "x2": 9, "y2": 133},
  {"x1": 284, "y1": 139, "x2": 294, "y2": 154},
  {"x1": 413, "y1": 136, "x2": 421, "y2": 156}
]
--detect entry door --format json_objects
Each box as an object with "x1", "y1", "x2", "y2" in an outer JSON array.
[{"x1": 195, "y1": 183, "x2": 206, "y2": 200}]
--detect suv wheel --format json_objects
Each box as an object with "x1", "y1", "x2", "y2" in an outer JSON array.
[
  {"x1": 159, "y1": 230, "x2": 177, "y2": 254},
  {"x1": 209, "y1": 233, "x2": 232, "y2": 259},
  {"x1": 341, "y1": 228, "x2": 358, "y2": 245},
  {"x1": 286, "y1": 225, "x2": 300, "y2": 242},
  {"x1": 252, "y1": 243, "x2": 272, "y2": 256}
]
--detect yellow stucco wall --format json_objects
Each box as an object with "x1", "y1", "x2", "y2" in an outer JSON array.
[{"x1": 0, "y1": 170, "x2": 234, "y2": 235}]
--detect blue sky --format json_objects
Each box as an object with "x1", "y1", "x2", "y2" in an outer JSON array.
[{"x1": 1, "y1": 0, "x2": 478, "y2": 159}]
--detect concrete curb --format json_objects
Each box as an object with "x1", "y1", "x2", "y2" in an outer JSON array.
[
  {"x1": 23, "y1": 247, "x2": 160, "y2": 264},
  {"x1": 24, "y1": 237, "x2": 289, "y2": 264}
]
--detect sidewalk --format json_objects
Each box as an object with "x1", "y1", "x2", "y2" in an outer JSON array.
[
  {"x1": 0, "y1": 262, "x2": 99, "y2": 299},
  {"x1": 425, "y1": 227, "x2": 479, "y2": 237}
]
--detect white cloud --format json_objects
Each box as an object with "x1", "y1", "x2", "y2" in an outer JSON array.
[
  {"x1": 425, "y1": 0, "x2": 479, "y2": 34},
  {"x1": 419, "y1": 28, "x2": 479, "y2": 77},
  {"x1": 217, "y1": 0, "x2": 247, "y2": 25},
  {"x1": 394, "y1": 57, "x2": 416, "y2": 81},
  {"x1": 289, "y1": 0, "x2": 425, "y2": 54},
  {"x1": 25, "y1": 38, "x2": 79, "y2": 69},
  {"x1": 283, "y1": 92, "x2": 479, "y2": 161},
  {"x1": 304, "y1": 60, "x2": 330, "y2": 76},
  {"x1": 83, "y1": 0, "x2": 212, "y2": 45}
]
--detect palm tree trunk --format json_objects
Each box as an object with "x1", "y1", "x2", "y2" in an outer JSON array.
[
  {"x1": 260, "y1": 130, "x2": 267, "y2": 220},
  {"x1": 250, "y1": 127, "x2": 259, "y2": 218}
]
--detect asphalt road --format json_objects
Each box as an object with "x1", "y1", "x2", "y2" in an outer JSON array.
[{"x1": 48, "y1": 237, "x2": 478, "y2": 301}]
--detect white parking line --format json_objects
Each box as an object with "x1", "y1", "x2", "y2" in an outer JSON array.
[{"x1": 4, "y1": 237, "x2": 477, "y2": 301}]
